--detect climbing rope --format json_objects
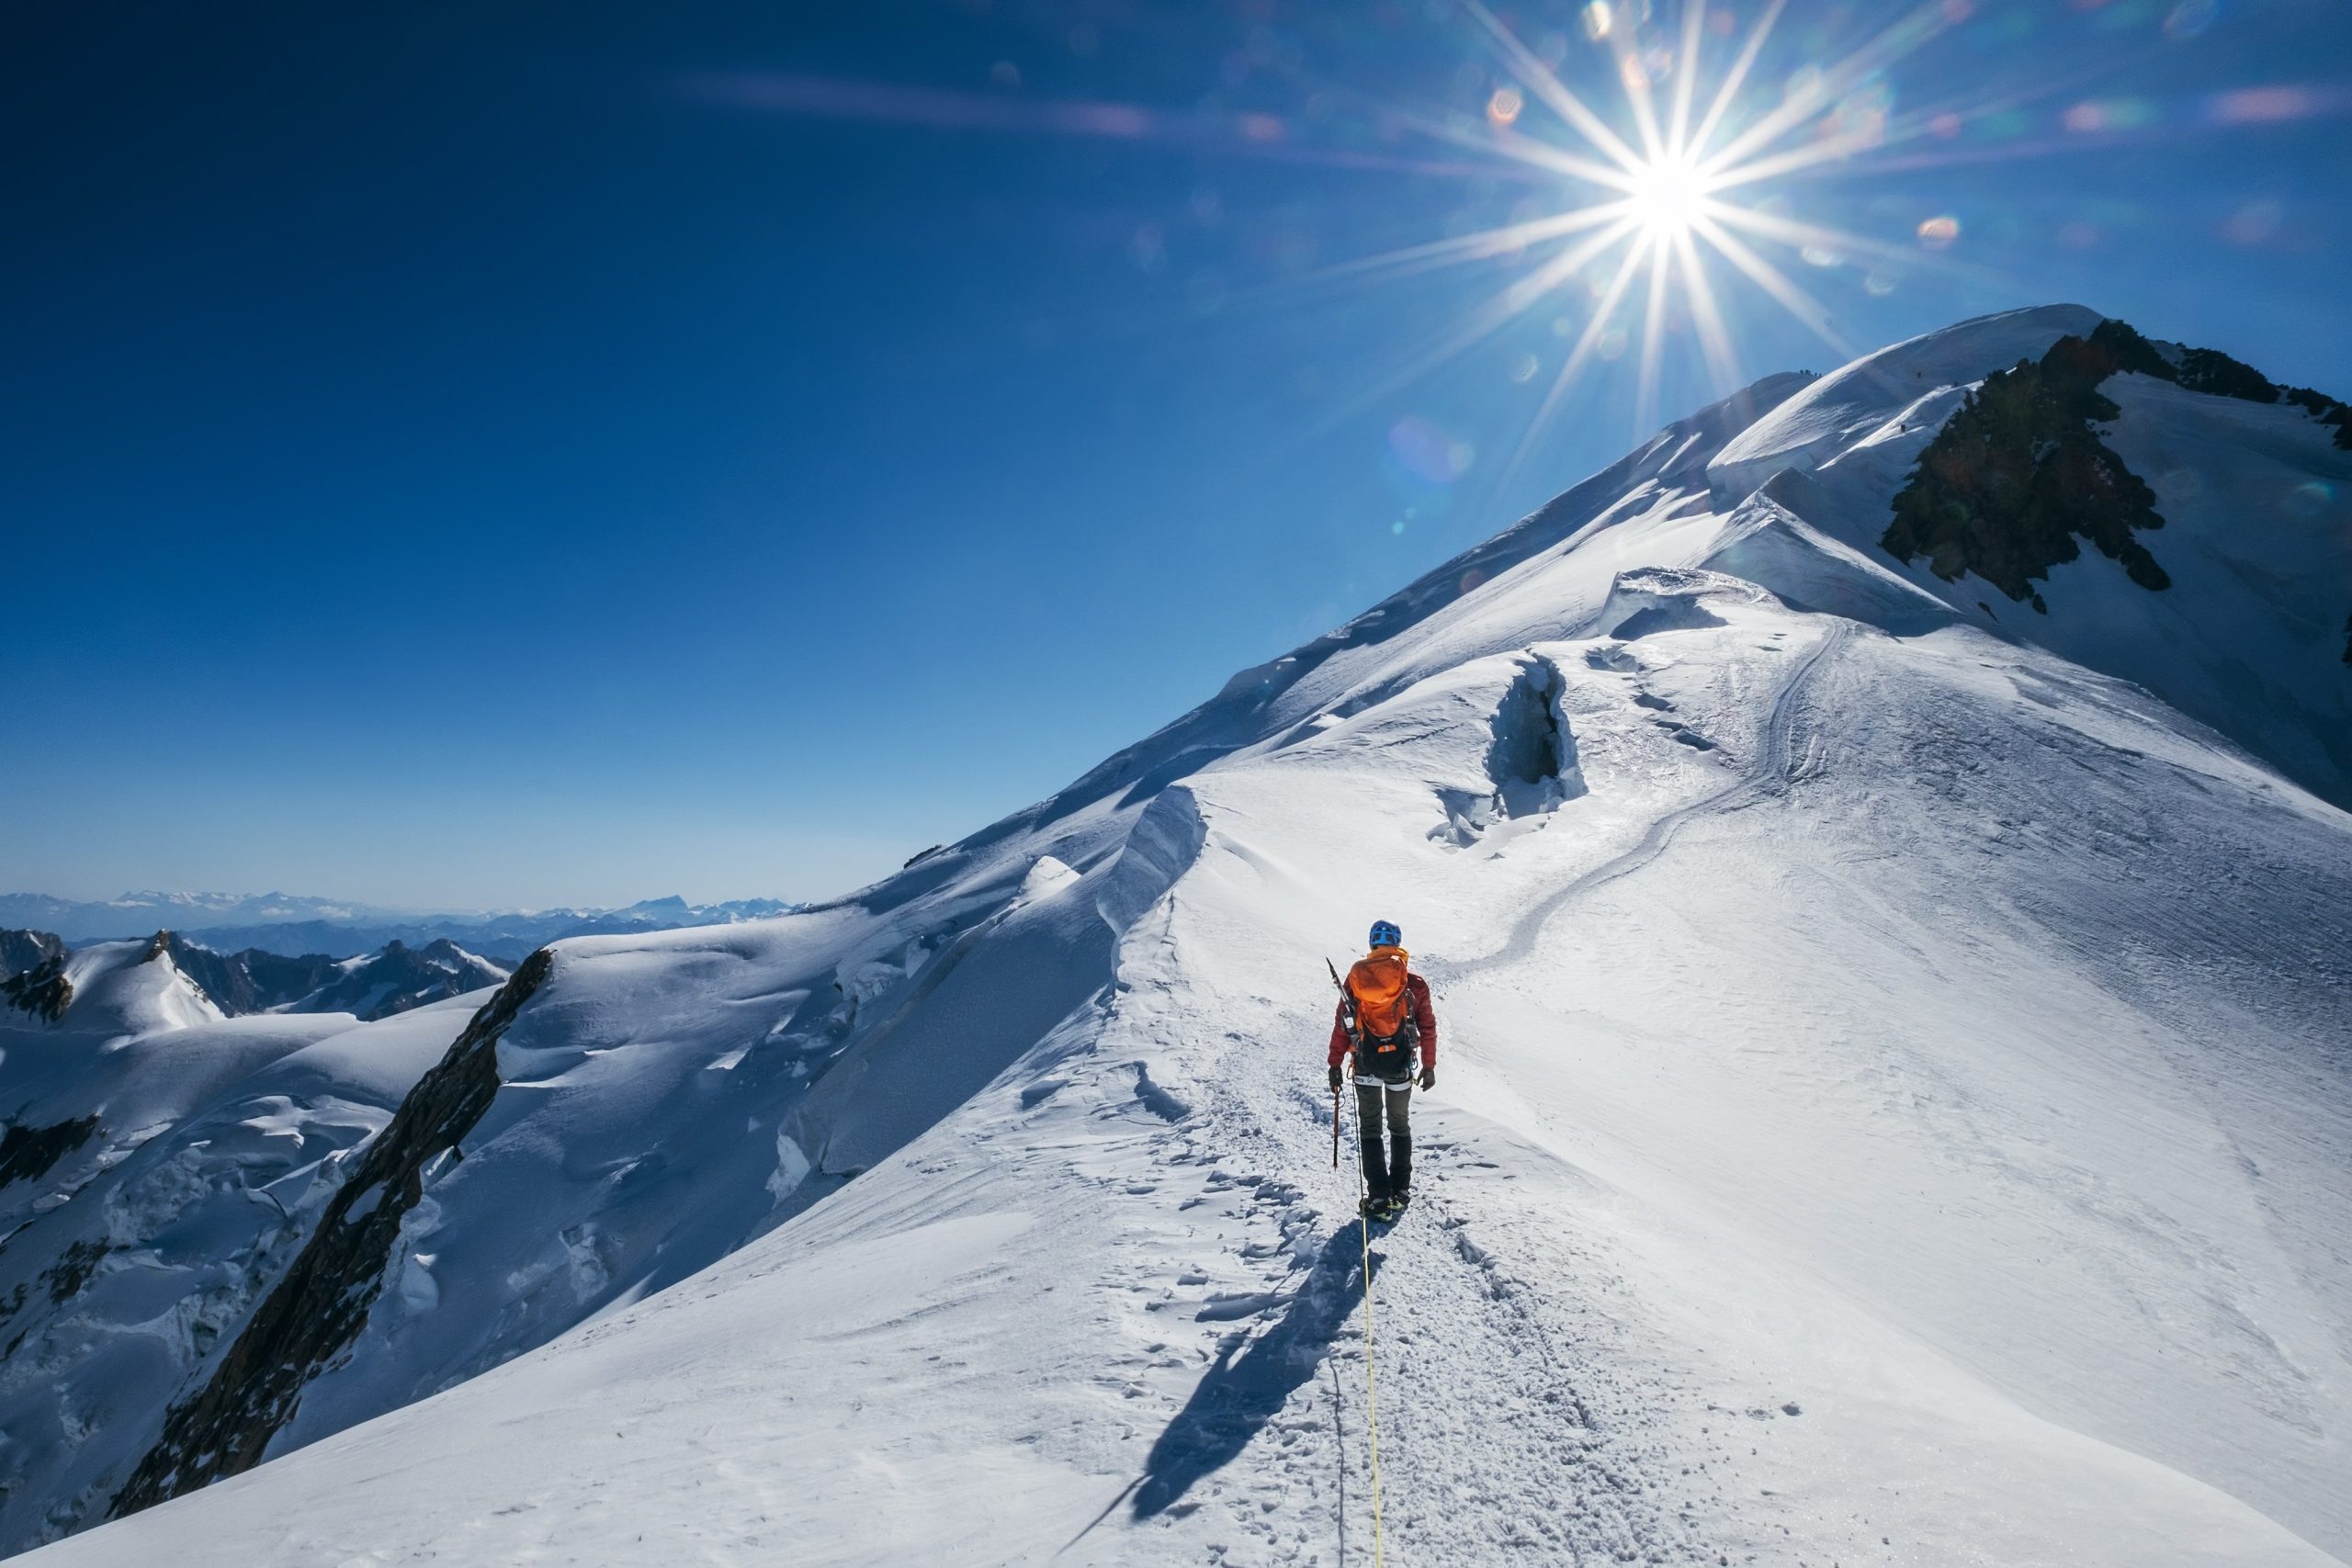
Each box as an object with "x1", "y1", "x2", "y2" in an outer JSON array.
[{"x1": 1343, "y1": 1079, "x2": 1388, "y2": 1567}]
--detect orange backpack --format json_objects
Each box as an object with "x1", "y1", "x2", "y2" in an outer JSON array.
[{"x1": 1347, "y1": 947, "x2": 1417, "y2": 1044}]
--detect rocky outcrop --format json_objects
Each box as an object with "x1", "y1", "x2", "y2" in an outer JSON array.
[
  {"x1": 1881, "y1": 322, "x2": 2169, "y2": 607},
  {"x1": 79, "y1": 935, "x2": 504, "y2": 1021},
  {"x1": 0, "y1": 930, "x2": 63, "y2": 983},
  {"x1": 293, "y1": 939, "x2": 507, "y2": 1021},
  {"x1": 0, "y1": 1116, "x2": 98, "y2": 1194},
  {"x1": 160, "y1": 936, "x2": 339, "y2": 1015},
  {"x1": 1, "y1": 956, "x2": 73, "y2": 1023},
  {"x1": 108, "y1": 947, "x2": 553, "y2": 1518},
  {"x1": 1883, "y1": 319, "x2": 2352, "y2": 607}
]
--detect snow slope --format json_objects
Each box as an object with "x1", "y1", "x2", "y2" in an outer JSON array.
[
  {"x1": 0, "y1": 994, "x2": 485, "y2": 1549},
  {"x1": 16, "y1": 308, "x2": 2352, "y2": 1566}
]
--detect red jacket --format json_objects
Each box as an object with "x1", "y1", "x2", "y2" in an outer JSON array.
[{"x1": 1329, "y1": 971, "x2": 1436, "y2": 1068}]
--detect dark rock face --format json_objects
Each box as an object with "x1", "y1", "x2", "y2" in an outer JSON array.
[
  {"x1": 2175, "y1": 344, "x2": 2285, "y2": 401},
  {"x1": 1883, "y1": 319, "x2": 2352, "y2": 604},
  {"x1": 156, "y1": 935, "x2": 503, "y2": 1021},
  {"x1": 0, "y1": 931, "x2": 63, "y2": 983},
  {"x1": 2098, "y1": 319, "x2": 2350, "y2": 433},
  {"x1": 1, "y1": 957, "x2": 73, "y2": 1023},
  {"x1": 108, "y1": 948, "x2": 553, "y2": 1520},
  {"x1": 1882, "y1": 322, "x2": 2170, "y2": 606},
  {"x1": 0, "y1": 1117, "x2": 99, "y2": 1193},
  {"x1": 2292, "y1": 391, "x2": 2351, "y2": 450},
  {"x1": 161, "y1": 936, "x2": 339, "y2": 1016},
  {"x1": 295, "y1": 939, "x2": 507, "y2": 1021},
  {"x1": 41, "y1": 1238, "x2": 105, "y2": 1305}
]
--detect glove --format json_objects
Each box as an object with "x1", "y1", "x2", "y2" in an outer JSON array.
[
  {"x1": 1328, "y1": 1064, "x2": 1345, "y2": 1090},
  {"x1": 1419, "y1": 1065, "x2": 1436, "y2": 1090}
]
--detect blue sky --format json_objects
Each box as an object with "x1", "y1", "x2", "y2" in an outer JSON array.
[{"x1": 5, "y1": 0, "x2": 2347, "y2": 909}]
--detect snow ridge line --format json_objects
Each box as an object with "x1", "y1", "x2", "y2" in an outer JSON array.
[{"x1": 1425, "y1": 616, "x2": 1852, "y2": 988}]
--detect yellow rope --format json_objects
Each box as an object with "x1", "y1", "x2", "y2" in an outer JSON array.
[
  {"x1": 1347, "y1": 1077, "x2": 1388, "y2": 1567},
  {"x1": 1361, "y1": 1186, "x2": 1386, "y2": 1568}
]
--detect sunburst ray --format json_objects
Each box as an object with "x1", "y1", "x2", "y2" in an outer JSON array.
[
  {"x1": 1674, "y1": 226, "x2": 1743, "y2": 395},
  {"x1": 1665, "y1": 0, "x2": 1709, "y2": 161},
  {"x1": 1298, "y1": 203, "x2": 1632, "y2": 290},
  {"x1": 1698, "y1": 1, "x2": 1959, "y2": 176},
  {"x1": 1460, "y1": 0, "x2": 1647, "y2": 177},
  {"x1": 1498, "y1": 234, "x2": 1655, "y2": 496},
  {"x1": 1317, "y1": 216, "x2": 1644, "y2": 432},
  {"x1": 1634, "y1": 231, "x2": 1678, "y2": 438},
  {"x1": 1685, "y1": 0, "x2": 1787, "y2": 159},
  {"x1": 1704, "y1": 202, "x2": 2016, "y2": 293},
  {"x1": 1690, "y1": 214, "x2": 1854, "y2": 360}
]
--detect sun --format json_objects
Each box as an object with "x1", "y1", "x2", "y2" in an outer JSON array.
[
  {"x1": 1318, "y1": 0, "x2": 2003, "y2": 461},
  {"x1": 1624, "y1": 153, "x2": 1713, "y2": 241}
]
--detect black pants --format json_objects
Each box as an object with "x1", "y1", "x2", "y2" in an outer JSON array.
[{"x1": 1355, "y1": 1077, "x2": 1414, "y2": 1201}]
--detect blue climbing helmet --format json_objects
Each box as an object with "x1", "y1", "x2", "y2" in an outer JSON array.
[{"x1": 1368, "y1": 919, "x2": 1402, "y2": 950}]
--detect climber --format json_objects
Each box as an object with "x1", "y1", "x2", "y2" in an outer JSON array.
[{"x1": 1327, "y1": 919, "x2": 1436, "y2": 1220}]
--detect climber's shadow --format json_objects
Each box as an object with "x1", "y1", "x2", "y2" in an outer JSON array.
[{"x1": 1130, "y1": 1221, "x2": 1382, "y2": 1520}]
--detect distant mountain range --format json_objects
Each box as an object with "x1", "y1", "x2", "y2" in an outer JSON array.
[
  {"x1": 0, "y1": 931, "x2": 511, "y2": 1025},
  {"x1": 161, "y1": 935, "x2": 512, "y2": 1021},
  {"x1": 0, "y1": 891, "x2": 800, "y2": 959},
  {"x1": 0, "y1": 891, "x2": 805, "y2": 1026}
]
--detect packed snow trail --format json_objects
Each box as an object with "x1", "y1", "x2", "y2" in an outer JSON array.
[{"x1": 977, "y1": 783, "x2": 1754, "y2": 1564}]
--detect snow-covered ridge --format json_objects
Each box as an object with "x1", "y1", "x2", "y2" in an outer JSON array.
[
  {"x1": 10, "y1": 306, "x2": 2350, "y2": 1566},
  {"x1": 1708, "y1": 302, "x2": 2105, "y2": 503},
  {"x1": 1, "y1": 935, "x2": 222, "y2": 1040}
]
